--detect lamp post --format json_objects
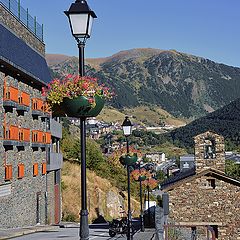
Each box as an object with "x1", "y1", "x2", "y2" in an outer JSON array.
[
  {"x1": 122, "y1": 116, "x2": 133, "y2": 240},
  {"x1": 65, "y1": 1, "x2": 97, "y2": 239},
  {"x1": 138, "y1": 164, "x2": 145, "y2": 232}
]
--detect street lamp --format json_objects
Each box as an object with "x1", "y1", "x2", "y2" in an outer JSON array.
[
  {"x1": 122, "y1": 116, "x2": 133, "y2": 240},
  {"x1": 138, "y1": 164, "x2": 145, "y2": 232},
  {"x1": 65, "y1": 1, "x2": 97, "y2": 239}
]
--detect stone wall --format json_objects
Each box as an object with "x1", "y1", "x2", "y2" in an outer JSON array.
[
  {"x1": 0, "y1": 4, "x2": 45, "y2": 56},
  {"x1": 194, "y1": 131, "x2": 225, "y2": 173},
  {"x1": 166, "y1": 176, "x2": 240, "y2": 240},
  {"x1": 0, "y1": 72, "x2": 56, "y2": 228}
]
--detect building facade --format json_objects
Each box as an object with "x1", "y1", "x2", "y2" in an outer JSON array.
[
  {"x1": 161, "y1": 131, "x2": 240, "y2": 239},
  {"x1": 0, "y1": 1, "x2": 62, "y2": 228}
]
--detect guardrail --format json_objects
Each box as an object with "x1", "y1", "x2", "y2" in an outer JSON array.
[{"x1": 0, "y1": 0, "x2": 43, "y2": 42}]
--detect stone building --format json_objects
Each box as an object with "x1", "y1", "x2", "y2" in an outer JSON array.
[
  {"x1": 161, "y1": 131, "x2": 240, "y2": 239},
  {"x1": 0, "y1": 1, "x2": 62, "y2": 228}
]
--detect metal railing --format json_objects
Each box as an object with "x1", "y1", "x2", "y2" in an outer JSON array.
[{"x1": 0, "y1": 0, "x2": 43, "y2": 42}]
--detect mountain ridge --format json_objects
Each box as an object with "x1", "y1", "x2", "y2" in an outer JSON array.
[{"x1": 47, "y1": 48, "x2": 240, "y2": 118}]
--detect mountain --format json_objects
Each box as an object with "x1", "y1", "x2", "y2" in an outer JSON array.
[
  {"x1": 166, "y1": 97, "x2": 240, "y2": 149},
  {"x1": 47, "y1": 48, "x2": 240, "y2": 118},
  {"x1": 46, "y1": 54, "x2": 71, "y2": 66}
]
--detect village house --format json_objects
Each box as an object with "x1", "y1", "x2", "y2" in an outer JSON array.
[
  {"x1": 0, "y1": 1, "x2": 62, "y2": 228},
  {"x1": 161, "y1": 131, "x2": 240, "y2": 239}
]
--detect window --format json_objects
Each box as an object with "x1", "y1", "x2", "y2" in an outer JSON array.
[
  {"x1": 33, "y1": 163, "x2": 38, "y2": 176},
  {"x1": 18, "y1": 164, "x2": 24, "y2": 179},
  {"x1": 5, "y1": 165, "x2": 12, "y2": 180},
  {"x1": 207, "y1": 179, "x2": 216, "y2": 189},
  {"x1": 18, "y1": 96, "x2": 23, "y2": 104},
  {"x1": 32, "y1": 132, "x2": 38, "y2": 142}
]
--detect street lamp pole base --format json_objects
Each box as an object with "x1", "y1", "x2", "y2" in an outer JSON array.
[
  {"x1": 79, "y1": 209, "x2": 89, "y2": 240},
  {"x1": 140, "y1": 213, "x2": 145, "y2": 232}
]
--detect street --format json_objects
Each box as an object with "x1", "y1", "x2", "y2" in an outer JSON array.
[{"x1": 11, "y1": 221, "x2": 155, "y2": 240}]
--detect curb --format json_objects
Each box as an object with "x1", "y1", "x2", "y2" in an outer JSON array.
[{"x1": 0, "y1": 225, "x2": 59, "y2": 240}]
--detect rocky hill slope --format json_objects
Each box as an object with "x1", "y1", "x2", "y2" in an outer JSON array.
[{"x1": 46, "y1": 48, "x2": 240, "y2": 118}]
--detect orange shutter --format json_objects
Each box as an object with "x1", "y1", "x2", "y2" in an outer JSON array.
[
  {"x1": 38, "y1": 131, "x2": 43, "y2": 143},
  {"x1": 21, "y1": 92, "x2": 30, "y2": 106},
  {"x1": 23, "y1": 128, "x2": 30, "y2": 142},
  {"x1": 9, "y1": 126, "x2": 19, "y2": 140},
  {"x1": 33, "y1": 163, "x2": 38, "y2": 176},
  {"x1": 38, "y1": 99, "x2": 44, "y2": 111},
  {"x1": 18, "y1": 164, "x2": 24, "y2": 179},
  {"x1": 42, "y1": 163, "x2": 47, "y2": 175},
  {"x1": 5, "y1": 165, "x2": 13, "y2": 180},
  {"x1": 45, "y1": 132, "x2": 51, "y2": 144},
  {"x1": 9, "y1": 87, "x2": 19, "y2": 102}
]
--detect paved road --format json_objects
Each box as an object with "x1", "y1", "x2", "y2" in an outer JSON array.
[{"x1": 12, "y1": 221, "x2": 155, "y2": 240}]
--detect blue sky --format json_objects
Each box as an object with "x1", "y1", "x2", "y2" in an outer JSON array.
[{"x1": 21, "y1": 0, "x2": 240, "y2": 67}]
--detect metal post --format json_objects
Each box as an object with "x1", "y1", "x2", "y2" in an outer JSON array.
[
  {"x1": 18, "y1": 0, "x2": 20, "y2": 19},
  {"x1": 78, "y1": 42, "x2": 89, "y2": 240},
  {"x1": 126, "y1": 137, "x2": 132, "y2": 240},
  {"x1": 42, "y1": 24, "x2": 44, "y2": 42},
  {"x1": 147, "y1": 185, "x2": 150, "y2": 226},
  {"x1": 139, "y1": 164, "x2": 144, "y2": 232},
  {"x1": 27, "y1": 8, "x2": 29, "y2": 28},
  {"x1": 78, "y1": 42, "x2": 85, "y2": 77},
  {"x1": 34, "y1": 16, "x2": 37, "y2": 34}
]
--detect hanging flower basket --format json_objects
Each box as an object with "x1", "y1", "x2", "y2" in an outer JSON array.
[
  {"x1": 42, "y1": 75, "x2": 113, "y2": 118},
  {"x1": 62, "y1": 95, "x2": 105, "y2": 118},
  {"x1": 131, "y1": 168, "x2": 151, "y2": 181},
  {"x1": 120, "y1": 153, "x2": 138, "y2": 166},
  {"x1": 138, "y1": 175, "x2": 147, "y2": 181},
  {"x1": 51, "y1": 103, "x2": 66, "y2": 117}
]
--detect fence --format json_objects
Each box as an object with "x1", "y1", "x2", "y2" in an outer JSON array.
[{"x1": 0, "y1": 0, "x2": 43, "y2": 41}]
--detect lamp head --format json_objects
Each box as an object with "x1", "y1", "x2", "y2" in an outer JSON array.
[
  {"x1": 122, "y1": 116, "x2": 133, "y2": 136},
  {"x1": 65, "y1": 0, "x2": 97, "y2": 41}
]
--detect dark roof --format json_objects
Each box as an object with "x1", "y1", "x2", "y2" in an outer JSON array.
[
  {"x1": 161, "y1": 167, "x2": 240, "y2": 190},
  {"x1": 161, "y1": 168, "x2": 196, "y2": 190},
  {"x1": 0, "y1": 24, "x2": 51, "y2": 85}
]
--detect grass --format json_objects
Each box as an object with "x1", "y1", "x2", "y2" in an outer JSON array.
[
  {"x1": 61, "y1": 161, "x2": 140, "y2": 223},
  {"x1": 97, "y1": 106, "x2": 187, "y2": 127}
]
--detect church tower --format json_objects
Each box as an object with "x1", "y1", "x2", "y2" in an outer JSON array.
[{"x1": 194, "y1": 131, "x2": 225, "y2": 173}]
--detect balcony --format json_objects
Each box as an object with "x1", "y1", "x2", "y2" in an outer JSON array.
[
  {"x1": 32, "y1": 98, "x2": 44, "y2": 116},
  {"x1": 16, "y1": 91, "x2": 30, "y2": 112},
  {"x1": 3, "y1": 86, "x2": 18, "y2": 108},
  {"x1": 32, "y1": 130, "x2": 51, "y2": 148},
  {"x1": 50, "y1": 119, "x2": 62, "y2": 139},
  {"x1": 0, "y1": 0, "x2": 44, "y2": 42},
  {"x1": 47, "y1": 152, "x2": 63, "y2": 171},
  {"x1": 3, "y1": 126, "x2": 30, "y2": 146}
]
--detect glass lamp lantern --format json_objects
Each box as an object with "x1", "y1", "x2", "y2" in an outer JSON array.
[
  {"x1": 122, "y1": 116, "x2": 133, "y2": 136},
  {"x1": 64, "y1": 0, "x2": 97, "y2": 40}
]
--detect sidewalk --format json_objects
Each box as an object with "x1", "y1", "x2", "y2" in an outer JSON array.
[
  {"x1": 0, "y1": 225, "x2": 58, "y2": 240},
  {"x1": 134, "y1": 228, "x2": 156, "y2": 240}
]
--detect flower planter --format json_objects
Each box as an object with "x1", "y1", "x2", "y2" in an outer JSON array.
[
  {"x1": 53, "y1": 95, "x2": 105, "y2": 118},
  {"x1": 138, "y1": 175, "x2": 146, "y2": 181},
  {"x1": 120, "y1": 153, "x2": 138, "y2": 166},
  {"x1": 51, "y1": 103, "x2": 66, "y2": 117}
]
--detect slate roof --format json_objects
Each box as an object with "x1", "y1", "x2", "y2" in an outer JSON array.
[
  {"x1": 161, "y1": 168, "x2": 196, "y2": 190},
  {"x1": 0, "y1": 23, "x2": 51, "y2": 85},
  {"x1": 161, "y1": 167, "x2": 240, "y2": 190}
]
